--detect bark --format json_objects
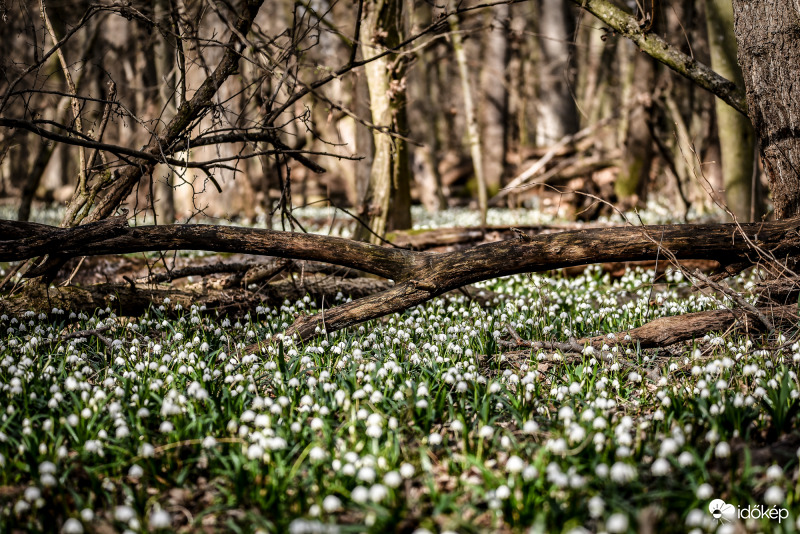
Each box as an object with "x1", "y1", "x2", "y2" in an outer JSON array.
[
  {"x1": 615, "y1": 43, "x2": 654, "y2": 203},
  {"x1": 731, "y1": 0, "x2": 800, "y2": 220},
  {"x1": 4, "y1": 217, "x2": 800, "y2": 340},
  {"x1": 479, "y1": 5, "x2": 511, "y2": 192},
  {"x1": 706, "y1": 0, "x2": 757, "y2": 222},
  {"x1": 449, "y1": 14, "x2": 488, "y2": 226},
  {"x1": 153, "y1": 0, "x2": 177, "y2": 224},
  {"x1": 354, "y1": 0, "x2": 412, "y2": 243},
  {"x1": 536, "y1": 0, "x2": 579, "y2": 146},
  {"x1": 0, "y1": 277, "x2": 393, "y2": 319}
]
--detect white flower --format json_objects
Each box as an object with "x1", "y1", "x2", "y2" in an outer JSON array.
[
  {"x1": 506, "y1": 455, "x2": 525, "y2": 474},
  {"x1": 24, "y1": 487, "x2": 41, "y2": 502},
  {"x1": 478, "y1": 425, "x2": 494, "y2": 439},
  {"x1": 714, "y1": 441, "x2": 730, "y2": 458},
  {"x1": 651, "y1": 458, "x2": 671, "y2": 476},
  {"x1": 765, "y1": 465, "x2": 784, "y2": 481},
  {"x1": 495, "y1": 485, "x2": 511, "y2": 499},
  {"x1": 322, "y1": 495, "x2": 342, "y2": 512},
  {"x1": 351, "y1": 486, "x2": 369, "y2": 503},
  {"x1": 114, "y1": 505, "x2": 136, "y2": 523},
  {"x1": 80, "y1": 509, "x2": 94, "y2": 522},
  {"x1": 606, "y1": 512, "x2": 629, "y2": 533},
  {"x1": 400, "y1": 463, "x2": 415, "y2": 479},
  {"x1": 309, "y1": 447, "x2": 326, "y2": 462},
  {"x1": 523, "y1": 420, "x2": 539, "y2": 434},
  {"x1": 202, "y1": 436, "x2": 217, "y2": 449},
  {"x1": 61, "y1": 518, "x2": 84, "y2": 534},
  {"x1": 659, "y1": 438, "x2": 678, "y2": 457},
  {"x1": 428, "y1": 432, "x2": 442, "y2": 445},
  {"x1": 695, "y1": 483, "x2": 713, "y2": 500},
  {"x1": 609, "y1": 462, "x2": 636, "y2": 483},
  {"x1": 128, "y1": 464, "x2": 144, "y2": 479},
  {"x1": 247, "y1": 445, "x2": 264, "y2": 460},
  {"x1": 677, "y1": 451, "x2": 694, "y2": 467},
  {"x1": 148, "y1": 509, "x2": 172, "y2": 529},
  {"x1": 369, "y1": 484, "x2": 388, "y2": 503},
  {"x1": 764, "y1": 485, "x2": 785, "y2": 506},
  {"x1": 588, "y1": 496, "x2": 604, "y2": 518},
  {"x1": 357, "y1": 466, "x2": 376, "y2": 483},
  {"x1": 159, "y1": 421, "x2": 174, "y2": 433},
  {"x1": 384, "y1": 471, "x2": 402, "y2": 488}
]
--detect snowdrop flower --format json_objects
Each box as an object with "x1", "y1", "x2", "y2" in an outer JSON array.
[
  {"x1": 609, "y1": 462, "x2": 636, "y2": 483},
  {"x1": 678, "y1": 451, "x2": 694, "y2": 467},
  {"x1": 606, "y1": 513, "x2": 629, "y2": 533},
  {"x1": 523, "y1": 420, "x2": 539, "y2": 434},
  {"x1": 351, "y1": 486, "x2": 369, "y2": 503},
  {"x1": 588, "y1": 496, "x2": 605, "y2": 518},
  {"x1": 428, "y1": 432, "x2": 442, "y2": 445},
  {"x1": 764, "y1": 486, "x2": 785, "y2": 506},
  {"x1": 695, "y1": 483, "x2": 713, "y2": 500},
  {"x1": 369, "y1": 484, "x2": 388, "y2": 503},
  {"x1": 495, "y1": 485, "x2": 511, "y2": 499},
  {"x1": 128, "y1": 464, "x2": 144, "y2": 479},
  {"x1": 384, "y1": 471, "x2": 402, "y2": 488},
  {"x1": 766, "y1": 464, "x2": 784, "y2": 481},
  {"x1": 148, "y1": 509, "x2": 171, "y2": 529},
  {"x1": 651, "y1": 458, "x2": 670, "y2": 476},
  {"x1": 61, "y1": 518, "x2": 84, "y2": 534},
  {"x1": 714, "y1": 441, "x2": 731, "y2": 458},
  {"x1": 247, "y1": 444, "x2": 264, "y2": 460},
  {"x1": 159, "y1": 421, "x2": 174, "y2": 433},
  {"x1": 114, "y1": 505, "x2": 136, "y2": 523},
  {"x1": 400, "y1": 463, "x2": 415, "y2": 479},
  {"x1": 478, "y1": 425, "x2": 494, "y2": 439},
  {"x1": 506, "y1": 455, "x2": 525, "y2": 474},
  {"x1": 309, "y1": 447, "x2": 326, "y2": 461},
  {"x1": 322, "y1": 495, "x2": 342, "y2": 512},
  {"x1": 357, "y1": 466, "x2": 376, "y2": 483}
]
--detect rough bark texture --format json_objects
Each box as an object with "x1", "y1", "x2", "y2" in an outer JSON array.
[
  {"x1": 732, "y1": 0, "x2": 800, "y2": 219},
  {"x1": 706, "y1": 0, "x2": 757, "y2": 222},
  {"x1": 355, "y1": 0, "x2": 412, "y2": 243},
  {"x1": 4, "y1": 217, "x2": 800, "y2": 340}
]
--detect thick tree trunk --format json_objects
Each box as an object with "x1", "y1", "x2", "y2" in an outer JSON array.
[
  {"x1": 536, "y1": 0, "x2": 579, "y2": 146},
  {"x1": 731, "y1": 0, "x2": 800, "y2": 220},
  {"x1": 449, "y1": 14, "x2": 489, "y2": 226},
  {"x1": 355, "y1": 0, "x2": 412, "y2": 243},
  {"x1": 615, "y1": 43, "x2": 655, "y2": 203},
  {"x1": 479, "y1": 5, "x2": 511, "y2": 193},
  {"x1": 706, "y1": 0, "x2": 757, "y2": 222}
]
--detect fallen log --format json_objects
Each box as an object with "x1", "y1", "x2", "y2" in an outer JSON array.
[{"x1": 2, "y1": 217, "x2": 799, "y2": 341}]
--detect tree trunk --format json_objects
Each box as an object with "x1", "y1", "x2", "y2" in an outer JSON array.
[
  {"x1": 355, "y1": 0, "x2": 412, "y2": 243},
  {"x1": 449, "y1": 14, "x2": 489, "y2": 226},
  {"x1": 153, "y1": 0, "x2": 177, "y2": 224},
  {"x1": 731, "y1": 0, "x2": 800, "y2": 220},
  {"x1": 615, "y1": 42, "x2": 655, "y2": 204},
  {"x1": 479, "y1": 5, "x2": 511, "y2": 193},
  {"x1": 706, "y1": 0, "x2": 757, "y2": 222},
  {"x1": 536, "y1": 0, "x2": 579, "y2": 146}
]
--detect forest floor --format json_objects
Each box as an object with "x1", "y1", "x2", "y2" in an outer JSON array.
[{"x1": 0, "y1": 206, "x2": 798, "y2": 533}]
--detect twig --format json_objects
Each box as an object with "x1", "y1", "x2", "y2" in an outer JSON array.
[{"x1": 692, "y1": 268, "x2": 774, "y2": 333}]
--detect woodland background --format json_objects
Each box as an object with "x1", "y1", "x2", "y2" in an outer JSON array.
[{"x1": 0, "y1": 0, "x2": 760, "y2": 231}]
